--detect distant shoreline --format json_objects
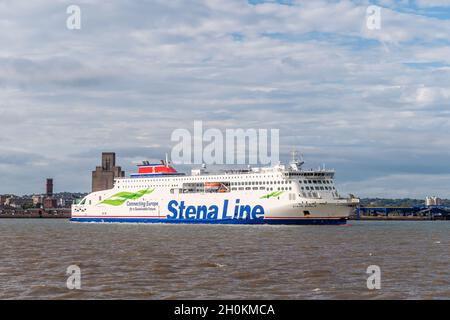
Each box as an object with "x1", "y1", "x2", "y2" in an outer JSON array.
[{"x1": 0, "y1": 209, "x2": 70, "y2": 219}]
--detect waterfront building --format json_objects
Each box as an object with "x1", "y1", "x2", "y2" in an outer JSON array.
[
  {"x1": 32, "y1": 195, "x2": 43, "y2": 206},
  {"x1": 92, "y1": 152, "x2": 125, "y2": 192}
]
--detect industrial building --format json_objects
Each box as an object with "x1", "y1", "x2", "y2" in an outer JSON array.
[{"x1": 91, "y1": 152, "x2": 125, "y2": 192}]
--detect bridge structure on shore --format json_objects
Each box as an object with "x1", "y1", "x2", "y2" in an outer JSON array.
[{"x1": 355, "y1": 205, "x2": 450, "y2": 220}]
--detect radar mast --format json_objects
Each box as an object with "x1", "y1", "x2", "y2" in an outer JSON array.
[{"x1": 289, "y1": 149, "x2": 304, "y2": 171}]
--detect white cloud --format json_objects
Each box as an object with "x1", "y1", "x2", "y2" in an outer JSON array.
[{"x1": 414, "y1": 87, "x2": 450, "y2": 105}]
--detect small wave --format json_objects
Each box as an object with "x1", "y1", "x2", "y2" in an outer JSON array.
[{"x1": 197, "y1": 262, "x2": 226, "y2": 268}]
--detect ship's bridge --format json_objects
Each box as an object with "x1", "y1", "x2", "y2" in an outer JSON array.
[{"x1": 285, "y1": 169, "x2": 335, "y2": 179}]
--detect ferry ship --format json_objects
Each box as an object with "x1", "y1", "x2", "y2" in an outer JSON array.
[{"x1": 71, "y1": 153, "x2": 359, "y2": 225}]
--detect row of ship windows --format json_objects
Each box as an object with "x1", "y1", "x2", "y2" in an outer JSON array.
[
  {"x1": 117, "y1": 185, "x2": 178, "y2": 189},
  {"x1": 230, "y1": 186, "x2": 292, "y2": 191},
  {"x1": 301, "y1": 186, "x2": 335, "y2": 191},
  {"x1": 120, "y1": 175, "x2": 283, "y2": 183},
  {"x1": 119, "y1": 176, "x2": 334, "y2": 184},
  {"x1": 174, "y1": 186, "x2": 293, "y2": 194},
  {"x1": 230, "y1": 181, "x2": 291, "y2": 186},
  {"x1": 116, "y1": 180, "x2": 334, "y2": 188},
  {"x1": 300, "y1": 180, "x2": 333, "y2": 184},
  {"x1": 116, "y1": 184, "x2": 335, "y2": 192},
  {"x1": 288, "y1": 172, "x2": 331, "y2": 177}
]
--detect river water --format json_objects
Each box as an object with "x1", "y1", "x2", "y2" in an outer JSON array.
[{"x1": 0, "y1": 219, "x2": 448, "y2": 299}]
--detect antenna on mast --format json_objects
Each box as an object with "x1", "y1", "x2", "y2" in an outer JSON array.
[
  {"x1": 165, "y1": 152, "x2": 170, "y2": 167},
  {"x1": 291, "y1": 149, "x2": 298, "y2": 162},
  {"x1": 289, "y1": 148, "x2": 304, "y2": 171}
]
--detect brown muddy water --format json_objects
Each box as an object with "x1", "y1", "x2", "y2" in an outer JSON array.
[{"x1": 0, "y1": 219, "x2": 448, "y2": 299}]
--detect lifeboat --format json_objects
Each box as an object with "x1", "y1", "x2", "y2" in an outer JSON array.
[
  {"x1": 204, "y1": 182, "x2": 229, "y2": 193},
  {"x1": 204, "y1": 182, "x2": 221, "y2": 188}
]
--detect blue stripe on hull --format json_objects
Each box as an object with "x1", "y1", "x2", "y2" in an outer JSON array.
[{"x1": 70, "y1": 217, "x2": 347, "y2": 225}]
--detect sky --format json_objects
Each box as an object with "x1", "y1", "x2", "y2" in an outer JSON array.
[{"x1": 0, "y1": 0, "x2": 450, "y2": 197}]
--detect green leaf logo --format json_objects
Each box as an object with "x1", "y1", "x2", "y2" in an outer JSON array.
[
  {"x1": 260, "y1": 191, "x2": 284, "y2": 199},
  {"x1": 99, "y1": 189, "x2": 155, "y2": 206}
]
